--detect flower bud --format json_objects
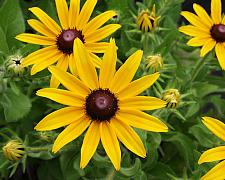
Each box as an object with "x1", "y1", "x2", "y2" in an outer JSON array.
[
  {"x1": 5, "y1": 55, "x2": 24, "y2": 75},
  {"x1": 2, "y1": 140, "x2": 25, "y2": 161},
  {"x1": 136, "y1": 4, "x2": 160, "y2": 32},
  {"x1": 162, "y1": 89, "x2": 180, "y2": 108},
  {"x1": 145, "y1": 54, "x2": 163, "y2": 72}
]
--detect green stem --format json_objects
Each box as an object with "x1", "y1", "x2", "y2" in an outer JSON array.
[
  {"x1": 143, "y1": 33, "x2": 149, "y2": 53},
  {"x1": 26, "y1": 146, "x2": 50, "y2": 152},
  {"x1": 190, "y1": 55, "x2": 208, "y2": 82}
]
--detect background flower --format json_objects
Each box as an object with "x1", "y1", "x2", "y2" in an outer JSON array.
[
  {"x1": 179, "y1": 0, "x2": 225, "y2": 70},
  {"x1": 16, "y1": 0, "x2": 120, "y2": 87}
]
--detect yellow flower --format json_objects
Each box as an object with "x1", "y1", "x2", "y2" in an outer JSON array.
[
  {"x1": 179, "y1": 0, "x2": 225, "y2": 70},
  {"x1": 162, "y1": 89, "x2": 180, "y2": 108},
  {"x1": 2, "y1": 140, "x2": 25, "y2": 161},
  {"x1": 145, "y1": 54, "x2": 163, "y2": 72},
  {"x1": 16, "y1": 0, "x2": 121, "y2": 87},
  {"x1": 198, "y1": 117, "x2": 225, "y2": 180},
  {"x1": 137, "y1": 5, "x2": 160, "y2": 32},
  {"x1": 34, "y1": 38, "x2": 168, "y2": 170}
]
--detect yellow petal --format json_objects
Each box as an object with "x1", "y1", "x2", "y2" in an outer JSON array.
[
  {"x1": 76, "y1": 0, "x2": 97, "y2": 30},
  {"x1": 52, "y1": 117, "x2": 90, "y2": 153},
  {"x1": 110, "y1": 118, "x2": 146, "y2": 158},
  {"x1": 27, "y1": 19, "x2": 56, "y2": 37},
  {"x1": 85, "y1": 42, "x2": 109, "y2": 53},
  {"x1": 55, "y1": 0, "x2": 69, "y2": 29},
  {"x1": 180, "y1": 11, "x2": 208, "y2": 29},
  {"x1": 109, "y1": 50, "x2": 143, "y2": 93},
  {"x1": 80, "y1": 121, "x2": 100, "y2": 169},
  {"x1": 179, "y1": 25, "x2": 210, "y2": 37},
  {"x1": 116, "y1": 109, "x2": 168, "y2": 132},
  {"x1": 74, "y1": 39, "x2": 99, "y2": 90},
  {"x1": 100, "y1": 121, "x2": 121, "y2": 170},
  {"x1": 34, "y1": 107, "x2": 85, "y2": 131},
  {"x1": 36, "y1": 88, "x2": 84, "y2": 107},
  {"x1": 198, "y1": 146, "x2": 225, "y2": 164},
  {"x1": 211, "y1": 0, "x2": 221, "y2": 24},
  {"x1": 69, "y1": 0, "x2": 80, "y2": 28},
  {"x1": 50, "y1": 55, "x2": 69, "y2": 88},
  {"x1": 48, "y1": 66, "x2": 89, "y2": 97},
  {"x1": 193, "y1": 4, "x2": 213, "y2": 28},
  {"x1": 200, "y1": 39, "x2": 216, "y2": 57},
  {"x1": 99, "y1": 39, "x2": 117, "y2": 88},
  {"x1": 215, "y1": 43, "x2": 225, "y2": 70},
  {"x1": 21, "y1": 46, "x2": 59, "y2": 67},
  {"x1": 117, "y1": 73, "x2": 160, "y2": 99},
  {"x1": 16, "y1": 33, "x2": 56, "y2": 45},
  {"x1": 187, "y1": 37, "x2": 211, "y2": 47},
  {"x1": 68, "y1": 53, "x2": 78, "y2": 75},
  {"x1": 83, "y1": 10, "x2": 117, "y2": 34},
  {"x1": 201, "y1": 160, "x2": 225, "y2": 180},
  {"x1": 119, "y1": 96, "x2": 166, "y2": 110},
  {"x1": 31, "y1": 53, "x2": 63, "y2": 75},
  {"x1": 222, "y1": 16, "x2": 225, "y2": 24},
  {"x1": 202, "y1": 117, "x2": 225, "y2": 142},
  {"x1": 89, "y1": 53, "x2": 102, "y2": 68},
  {"x1": 85, "y1": 24, "x2": 121, "y2": 43},
  {"x1": 29, "y1": 7, "x2": 61, "y2": 35}
]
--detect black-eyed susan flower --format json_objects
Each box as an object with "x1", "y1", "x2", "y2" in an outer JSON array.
[
  {"x1": 198, "y1": 117, "x2": 225, "y2": 180},
  {"x1": 179, "y1": 0, "x2": 225, "y2": 70},
  {"x1": 16, "y1": 0, "x2": 121, "y2": 87},
  {"x1": 162, "y1": 89, "x2": 180, "y2": 108},
  {"x1": 2, "y1": 140, "x2": 25, "y2": 161},
  {"x1": 137, "y1": 5, "x2": 160, "y2": 32},
  {"x1": 34, "y1": 38, "x2": 168, "y2": 170}
]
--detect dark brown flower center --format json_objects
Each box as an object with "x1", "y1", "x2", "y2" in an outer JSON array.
[
  {"x1": 56, "y1": 29, "x2": 85, "y2": 54},
  {"x1": 210, "y1": 24, "x2": 225, "y2": 42},
  {"x1": 85, "y1": 89, "x2": 118, "y2": 121}
]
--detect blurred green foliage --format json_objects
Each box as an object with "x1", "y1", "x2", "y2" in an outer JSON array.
[{"x1": 0, "y1": 0, "x2": 225, "y2": 179}]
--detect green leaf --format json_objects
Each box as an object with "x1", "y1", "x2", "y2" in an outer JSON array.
[
  {"x1": 189, "y1": 124, "x2": 222, "y2": 148},
  {"x1": 148, "y1": 162, "x2": 176, "y2": 180},
  {"x1": 1, "y1": 89, "x2": 31, "y2": 122},
  {"x1": 0, "y1": 0, "x2": 25, "y2": 49},
  {"x1": 0, "y1": 26, "x2": 9, "y2": 54},
  {"x1": 118, "y1": 158, "x2": 141, "y2": 177},
  {"x1": 163, "y1": 132, "x2": 196, "y2": 171}
]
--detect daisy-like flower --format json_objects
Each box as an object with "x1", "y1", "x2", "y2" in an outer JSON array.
[
  {"x1": 179, "y1": 0, "x2": 225, "y2": 70},
  {"x1": 198, "y1": 117, "x2": 225, "y2": 180},
  {"x1": 137, "y1": 5, "x2": 160, "y2": 32},
  {"x1": 34, "y1": 38, "x2": 168, "y2": 170},
  {"x1": 16, "y1": 0, "x2": 121, "y2": 87}
]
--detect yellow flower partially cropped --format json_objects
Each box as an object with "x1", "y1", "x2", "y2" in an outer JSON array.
[
  {"x1": 16, "y1": 0, "x2": 121, "y2": 87},
  {"x1": 179, "y1": 0, "x2": 225, "y2": 70},
  {"x1": 34, "y1": 38, "x2": 168, "y2": 170},
  {"x1": 198, "y1": 117, "x2": 225, "y2": 180},
  {"x1": 137, "y1": 5, "x2": 160, "y2": 32}
]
